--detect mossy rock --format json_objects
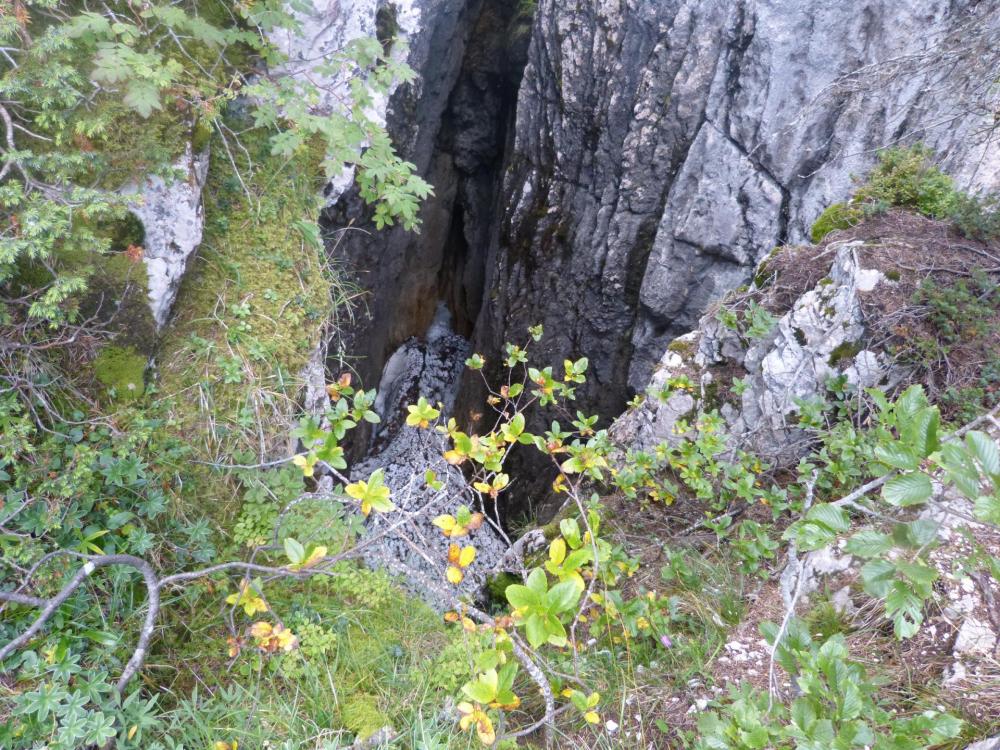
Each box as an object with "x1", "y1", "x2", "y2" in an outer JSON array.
[
  {"x1": 666, "y1": 337, "x2": 694, "y2": 357},
  {"x1": 810, "y1": 203, "x2": 864, "y2": 243},
  {"x1": 828, "y1": 340, "x2": 862, "y2": 367},
  {"x1": 84, "y1": 253, "x2": 159, "y2": 355},
  {"x1": 93, "y1": 345, "x2": 147, "y2": 401},
  {"x1": 340, "y1": 693, "x2": 390, "y2": 740},
  {"x1": 485, "y1": 571, "x2": 520, "y2": 609}
]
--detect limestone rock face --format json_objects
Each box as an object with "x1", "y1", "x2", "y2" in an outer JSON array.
[
  {"x1": 612, "y1": 243, "x2": 897, "y2": 463},
  {"x1": 473, "y1": 0, "x2": 1000, "y2": 416},
  {"x1": 268, "y1": 0, "x2": 426, "y2": 205},
  {"x1": 124, "y1": 144, "x2": 209, "y2": 328}
]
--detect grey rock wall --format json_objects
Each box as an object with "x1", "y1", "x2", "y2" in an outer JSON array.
[
  {"x1": 473, "y1": 0, "x2": 1000, "y2": 415},
  {"x1": 124, "y1": 144, "x2": 209, "y2": 328}
]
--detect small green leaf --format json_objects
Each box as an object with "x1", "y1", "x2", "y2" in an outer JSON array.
[
  {"x1": 844, "y1": 529, "x2": 892, "y2": 558},
  {"x1": 882, "y1": 472, "x2": 933, "y2": 506},
  {"x1": 805, "y1": 503, "x2": 850, "y2": 533},
  {"x1": 506, "y1": 584, "x2": 542, "y2": 610},
  {"x1": 524, "y1": 613, "x2": 547, "y2": 648},
  {"x1": 546, "y1": 580, "x2": 580, "y2": 614},
  {"x1": 283, "y1": 537, "x2": 305, "y2": 565}
]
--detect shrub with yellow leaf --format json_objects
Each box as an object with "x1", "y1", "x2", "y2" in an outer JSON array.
[{"x1": 446, "y1": 543, "x2": 476, "y2": 584}]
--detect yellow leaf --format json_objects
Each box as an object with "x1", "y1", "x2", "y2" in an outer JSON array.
[
  {"x1": 584, "y1": 711, "x2": 600, "y2": 724},
  {"x1": 272, "y1": 624, "x2": 297, "y2": 652},
  {"x1": 443, "y1": 450, "x2": 466, "y2": 465},
  {"x1": 473, "y1": 481, "x2": 492, "y2": 494},
  {"x1": 491, "y1": 694, "x2": 520, "y2": 710},
  {"x1": 345, "y1": 480, "x2": 367, "y2": 500},
  {"x1": 448, "y1": 543, "x2": 461, "y2": 565},
  {"x1": 458, "y1": 545, "x2": 476, "y2": 568},
  {"x1": 476, "y1": 714, "x2": 496, "y2": 746},
  {"x1": 243, "y1": 595, "x2": 268, "y2": 617},
  {"x1": 549, "y1": 538, "x2": 566, "y2": 566},
  {"x1": 461, "y1": 616, "x2": 477, "y2": 632},
  {"x1": 360, "y1": 500, "x2": 372, "y2": 516},
  {"x1": 458, "y1": 703, "x2": 496, "y2": 746},
  {"x1": 292, "y1": 454, "x2": 314, "y2": 478},
  {"x1": 300, "y1": 545, "x2": 327, "y2": 570},
  {"x1": 433, "y1": 515, "x2": 457, "y2": 533},
  {"x1": 128, "y1": 725, "x2": 138, "y2": 740},
  {"x1": 446, "y1": 566, "x2": 464, "y2": 585},
  {"x1": 458, "y1": 703, "x2": 475, "y2": 731},
  {"x1": 250, "y1": 621, "x2": 273, "y2": 639}
]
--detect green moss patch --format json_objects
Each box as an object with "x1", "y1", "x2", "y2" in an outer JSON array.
[
  {"x1": 341, "y1": 693, "x2": 390, "y2": 740},
  {"x1": 810, "y1": 203, "x2": 864, "y2": 243},
  {"x1": 93, "y1": 345, "x2": 147, "y2": 400},
  {"x1": 828, "y1": 340, "x2": 862, "y2": 367}
]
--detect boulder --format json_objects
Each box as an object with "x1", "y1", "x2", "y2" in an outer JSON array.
[
  {"x1": 122, "y1": 143, "x2": 210, "y2": 328},
  {"x1": 351, "y1": 305, "x2": 507, "y2": 607}
]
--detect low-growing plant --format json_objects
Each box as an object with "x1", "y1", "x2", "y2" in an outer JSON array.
[{"x1": 854, "y1": 145, "x2": 958, "y2": 218}]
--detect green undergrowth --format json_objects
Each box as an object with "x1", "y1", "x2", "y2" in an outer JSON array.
[
  {"x1": 154, "y1": 119, "x2": 335, "y2": 518},
  {"x1": 153, "y1": 562, "x2": 482, "y2": 749},
  {"x1": 810, "y1": 144, "x2": 1000, "y2": 244},
  {"x1": 810, "y1": 202, "x2": 864, "y2": 243}
]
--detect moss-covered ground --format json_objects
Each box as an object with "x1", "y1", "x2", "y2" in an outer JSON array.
[
  {"x1": 150, "y1": 122, "x2": 333, "y2": 523},
  {"x1": 137, "y1": 123, "x2": 486, "y2": 748}
]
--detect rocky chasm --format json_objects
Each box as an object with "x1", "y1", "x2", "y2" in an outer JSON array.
[{"x1": 319, "y1": 0, "x2": 999, "y2": 430}]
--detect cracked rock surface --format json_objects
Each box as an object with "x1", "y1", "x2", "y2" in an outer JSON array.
[
  {"x1": 472, "y1": 0, "x2": 1000, "y2": 417},
  {"x1": 612, "y1": 242, "x2": 898, "y2": 463},
  {"x1": 123, "y1": 144, "x2": 210, "y2": 328}
]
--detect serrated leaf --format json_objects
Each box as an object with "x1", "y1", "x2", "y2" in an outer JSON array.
[
  {"x1": 886, "y1": 582, "x2": 923, "y2": 638},
  {"x1": 973, "y1": 494, "x2": 1000, "y2": 525},
  {"x1": 805, "y1": 503, "x2": 850, "y2": 533},
  {"x1": 874, "y1": 443, "x2": 919, "y2": 471},
  {"x1": 895, "y1": 560, "x2": 937, "y2": 588},
  {"x1": 844, "y1": 529, "x2": 892, "y2": 558},
  {"x1": 860, "y1": 559, "x2": 895, "y2": 598},
  {"x1": 882, "y1": 472, "x2": 932, "y2": 506},
  {"x1": 124, "y1": 80, "x2": 162, "y2": 118},
  {"x1": 966, "y1": 431, "x2": 1000, "y2": 475}
]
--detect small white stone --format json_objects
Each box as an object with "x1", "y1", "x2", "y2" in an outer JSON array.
[
  {"x1": 605, "y1": 720, "x2": 619, "y2": 733},
  {"x1": 954, "y1": 617, "x2": 997, "y2": 656}
]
